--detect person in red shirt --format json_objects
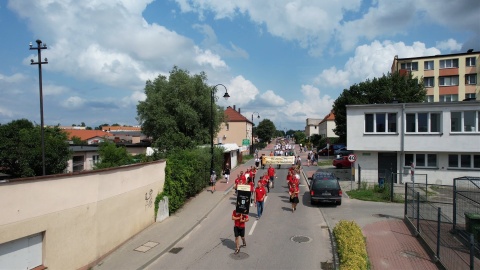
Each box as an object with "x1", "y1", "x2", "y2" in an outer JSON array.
[
  {"x1": 250, "y1": 166, "x2": 257, "y2": 182},
  {"x1": 232, "y1": 209, "x2": 249, "y2": 254},
  {"x1": 254, "y1": 181, "x2": 267, "y2": 219},
  {"x1": 289, "y1": 181, "x2": 300, "y2": 212},
  {"x1": 259, "y1": 173, "x2": 269, "y2": 193},
  {"x1": 248, "y1": 177, "x2": 255, "y2": 206},
  {"x1": 267, "y1": 165, "x2": 276, "y2": 190}
]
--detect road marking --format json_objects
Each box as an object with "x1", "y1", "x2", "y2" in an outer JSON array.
[{"x1": 248, "y1": 196, "x2": 267, "y2": 235}]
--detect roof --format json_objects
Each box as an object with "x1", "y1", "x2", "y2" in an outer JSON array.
[
  {"x1": 101, "y1": 126, "x2": 142, "y2": 131},
  {"x1": 218, "y1": 143, "x2": 239, "y2": 152},
  {"x1": 319, "y1": 111, "x2": 335, "y2": 124},
  {"x1": 395, "y1": 50, "x2": 479, "y2": 61},
  {"x1": 69, "y1": 145, "x2": 99, "y2": 152},
  {"x1": 64, "y1": 129, "x2": 110, "y2": 140},
  {"x1": 224, "y1": 106, "x2": 251, "y2": 124}
]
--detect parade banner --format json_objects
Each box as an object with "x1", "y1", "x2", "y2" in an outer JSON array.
[
  {"x1": 236, "y1": 185, "x2": 251, "y2": 214},
  {"x1": 262, "y1": 156, "x2": 295, "y2": 165}
]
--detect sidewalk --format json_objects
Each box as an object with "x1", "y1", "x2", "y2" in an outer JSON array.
[{"x1": 92, "y1": 144, "x2": 274, "y2": 270}]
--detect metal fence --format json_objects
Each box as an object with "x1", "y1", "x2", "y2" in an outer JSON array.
[{"x1": 404, "y1": 179, "x2": 480, "y2": 270}]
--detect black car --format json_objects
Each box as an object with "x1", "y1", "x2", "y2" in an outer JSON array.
[{"x1": 309, "y1": 172, "x2": 342, "y2": 205}]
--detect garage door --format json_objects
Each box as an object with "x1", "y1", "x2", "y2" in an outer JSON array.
[{"x1": 0, "y1": 233, "x2": 43, "y2": 269}]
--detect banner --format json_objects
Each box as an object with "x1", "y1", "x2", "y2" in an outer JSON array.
[
  {"x1": 262, "y1": 156, "x2": 295, "y2": 165},
  {"x1": 236, "y1": 185, "x2": 251, "y2": 214}
]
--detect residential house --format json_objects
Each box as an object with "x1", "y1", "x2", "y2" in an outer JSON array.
[
  {"x1": 305, "y1": 118, "x2": 321, "y2": 137},
  {"x1": 318, "y1": 111, "x2": 338, "y2": 139},
  {"x1": 346, "y1": 100, "x2": 480, "y2": 186},
  {"x1": 220, "y1": 105, "x2": 252, "y2": 153},
  {"x1": 64, "y1": 129, "x2": 110, "y2": 145},
  {"x1": 391, "y1": 50, "x2": 479, "y2": 102}
]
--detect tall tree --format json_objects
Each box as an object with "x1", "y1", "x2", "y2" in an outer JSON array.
[
  {"x1": 137, "y1": 66, "x2": 225, "y2": 152},
  {"x1": 0, "y1": 119, "x2": 71, "y2": 178},
  {"x1": 332, "y1": 72, "x2": 426, "y2": 142},
  {"x1": 94, "y1": 141, "x2": 134, "y2": 169},
  {"x1": 256, "y1": 119, "x2": 276, "y2": 143}
]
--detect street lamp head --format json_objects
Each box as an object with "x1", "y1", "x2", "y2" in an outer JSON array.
[
  {"x1": 223, "y1": 92, "x2": 230, "y2": 100},
  {"x1": 257, "y1": 114, "x2": 260, "y2": 119},
  {"x1": 36, "y1": 39, "x2": 42, "y2": 45},
  {"x1": 29, "y1": 42, "x2": 33, "y2": 48},
  {"x1": 31, "y1": 59, "x2": 34, "y2": 63}
]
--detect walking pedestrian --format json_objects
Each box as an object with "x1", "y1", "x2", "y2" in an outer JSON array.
[
  {"x1": 255, "y1": 156, "x2": 260, "y2": 168},
  {"x1": 254, "y1": 181, "x2": 267, "y2": 219},
  {"x1": 210, "y1": 170, "x2": 217, "y2": 193},
  {"x1": 232, "y1": 209, "x2": 249, "y2": 254},
  {"x1": 224, "y1": 163, "x2": 230, "y2": 184},
  {"x1": 289, "y1": 181, "x2": 299, "y2": 212},
  {"x1": 267, "y1": 165, "x2": 276, "y2": 189}
]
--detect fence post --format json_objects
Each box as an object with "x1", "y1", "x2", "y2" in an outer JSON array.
[
  {"x1": 470, "y1": 233, "x2": 475, "y2": 270},
  {"x1": 416, "y1": 192, "x2": 420, "y2": 235},
  {"x1": 390, "y1": 172, "x2": 394, "y2": 202},
  {"x1": 453, "y1": 178, "x2": 457, "y2": 231},
  {"x1": 404, "y1": 183, "x2": 408, "y2": 216},
  {"x1": 357, "y1": 163, "x2": 361, "y2": 190},
  {"x1": 436, "y1": 207, "x2": 441, "y2": 261}
]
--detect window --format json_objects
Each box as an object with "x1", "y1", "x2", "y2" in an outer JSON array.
[
  {"x1": 424, "y1": 61, "x2": 434, "y2": 70},
  {"x1": 426, "y1": 95, "x2": 434, "y2": 102},
  {"x1": 93, "y1": 155, "x2": 100, "y2": 164},
  {"x1": 365, "y1": 113, "x2": 396, "y2": 133},
  {"x1": 465, "y1": 93, "x2": 476, "y2": 100},
  {"x1": 439, "y1": 94, "x2": 458, "y2": 102},
  {"x1": 449, "y1": 154, "x2": 480, "y2": 169},
  {"x1": 439, "y1": 76, "x2": 459, "y2": 86},
  {"x1": 440, "y1": 58, "x2": 459, "y2": 68},
  {"x1": 405, "y1": 112, "x2": 441, "y2": 133},
  {"x1": 226, "y1": 123, "x2": 229, "y2": 130},
  {"x1": 466, "y1": 57, "x2": 476, "y2": 67},
  {"x1": 466, "y1": 74, "x2": 477, "y2": 85},
  {"x1": 451, "y1": 111, "x2": 480, "y2": 132},
  {"x1": 404, "y1": 153, "x2": 437, "y2": 168},
  {"x1": 424, "y1": 77, "x2": 434, "y2": 87},
  {"x1": 401, "y1": 62, "x2": 418, "y2": 71}
]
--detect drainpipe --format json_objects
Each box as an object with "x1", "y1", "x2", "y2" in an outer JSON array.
[{"x1": 400, "y1": 103, "x2": 405, "y2": 184}]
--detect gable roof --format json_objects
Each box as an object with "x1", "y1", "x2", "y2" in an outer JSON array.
[
  {"x1": 224, "y1": 106, "x2": 251, "y2": 124},
  {"x1": 64, "y1": 129, "x2": 110, "y2": 140},
  {"x1": 319, "y1": 111, "x2": 335, "y2": 124}
]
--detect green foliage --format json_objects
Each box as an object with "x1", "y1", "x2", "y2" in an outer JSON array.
[
  {"x1": 256, "y1": 119, "x2": 276, "y2": 143},
  {"x1": 0, "y1": 119, "x2": 71, "y2": 177},
  {"x1": 293, "y1": 131, "x2": 306, "y2": 144},
  {"x1": 94, "y1": 141, "x2": 135, "y2": 169},
  {"x1": 71, "y1": 136, "x2": 87, "y2": 145},
  {"x1": 332, "y1": 71, "x2": 426, "y2": 142},
  {"x1": 333, "y1": 220, "x2": 369, "y2": 270},
  {"x1": 347, "y1": 184, "x2": 404, "y2": 203},
  {"x1": 137, "y1": 66, "x2": 226, "y2": 152},
  {"x1": 317, "y1": 137, "x2": 341, "y2": 150},
  {"x1": 156, "y1": 147, "x2": 223, "y2": 214}
]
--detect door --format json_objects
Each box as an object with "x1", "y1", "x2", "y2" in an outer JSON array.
[{"x1": 378, "y1": 152, "x2": 398, "y2": 184}]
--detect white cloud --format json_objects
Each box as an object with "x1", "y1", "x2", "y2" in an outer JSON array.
[
  {"x1": 436, "y1": 39, "x2": 462, "y2": 51},
  {"x1": 221, "y1": 75, "x2": 260, "y2": 107},
  {"x1": 259, "y1": 90, "x2": 286, "y2": 106},
  {"x1": 62, "y1": 96, "x2": 85, "y2": 109},
  {"x1": 43, "y1": 84, "x2": 68, "y2": 96},
  {"x1": 0, "y1": 106, "x2": 14, "y2": 118}
]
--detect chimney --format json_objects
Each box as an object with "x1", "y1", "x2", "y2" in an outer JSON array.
[
  {"x1": 233, "y1": 105, "x2": 236, "y2": 110},
  {"x1": 238, "y1": 108, "x2": 241, "y2": 113}
]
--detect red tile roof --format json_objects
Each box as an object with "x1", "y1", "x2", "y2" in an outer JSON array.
[
  {"x1": 224, "y1": 106, "x2": 251, "y2": 124},
  {"x1": 319, "y1": 111, "x2": 335, "y2": 124},
  {"x1": 64, "y1": 129, "x2": 111, "y2": 140}
]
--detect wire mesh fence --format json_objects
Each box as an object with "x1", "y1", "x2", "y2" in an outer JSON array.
[{"x1": 405, "y1": 180, "x2": 480, "y2": 270}]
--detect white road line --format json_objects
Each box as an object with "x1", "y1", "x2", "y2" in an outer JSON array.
[{"x1": 248, "y1": 196, "x2": 267, "y2": 235}]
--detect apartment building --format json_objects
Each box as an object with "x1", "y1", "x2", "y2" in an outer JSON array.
[
  {"x1": 391, "y1": 50, "x2": 479, "y2": 102},
  {"x1": 346, "y1": 101, "x2": 480, "y2": 186}
]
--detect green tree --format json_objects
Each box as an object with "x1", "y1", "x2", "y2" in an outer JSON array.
[
  {"x1": 0, "y1": 119, "x2": 71, "y2": 178},
  {"x1": 293, "y1": 131, "x2": 306, "y2": 144},
  {"x1": 71, "y1": 136, "x2": 87, "y2": 145},
  {"x1": 332, "y1": 72, "x2": 426, "y2": 142},
  {"x1": 256, "y1": 119, "x2": 276, "y2": 143},
  {"x1": 136, "y1": 66, "x2": 225, "y2": 152},
  {"x1": 94, "y1": 141, "x2": 134, "y2": 169}
]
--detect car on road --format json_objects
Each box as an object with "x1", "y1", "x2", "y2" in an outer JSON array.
[
  {"x1": 334, "y1": 147, "x2": 353, "y2": 156},
  {"x1": 319, "y1": 144, "x2": 346, "y2": 156},
  {"x1": 332, "y1": 156, "x2": 351, "y2": 169},
  {"x1": 309, "y1": 172, "x2": 342, "y2": 205}
]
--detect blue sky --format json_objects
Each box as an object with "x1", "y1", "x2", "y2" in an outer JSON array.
[{"x1": 0, "y1": 0, "x2": 479, "y2": 131}]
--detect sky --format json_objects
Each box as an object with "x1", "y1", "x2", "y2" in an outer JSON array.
[{"x1": 0, "y1": 0, "x2": 479, "y2": 131}]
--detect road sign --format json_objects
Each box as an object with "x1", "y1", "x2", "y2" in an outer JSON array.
[{"x1": 348, "y1": 154, "x2": 357, "y2": 163}]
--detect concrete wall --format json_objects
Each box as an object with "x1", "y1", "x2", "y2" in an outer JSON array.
[{"x1": 0, "y1": 160, "x2": 166, "y2": 270}]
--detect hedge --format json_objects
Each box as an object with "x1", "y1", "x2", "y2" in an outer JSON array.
[{"x1": 333, "y1": 220, "x2": 369, "y2": 270}]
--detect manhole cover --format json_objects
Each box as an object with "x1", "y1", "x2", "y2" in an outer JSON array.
[
  {"x1": 291, "y1": 235, "x2": 312, "y2": 243},
  {"x1": 229, "y1": 252, "x2": 250, "y2": 260},
  {"x1": 169, "y1": 247, "x2": 183, "y2": 254}
]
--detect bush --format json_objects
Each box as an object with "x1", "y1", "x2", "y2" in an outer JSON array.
[{"x1": 333, "y1": 220, "x2": 369, "y2": 270}]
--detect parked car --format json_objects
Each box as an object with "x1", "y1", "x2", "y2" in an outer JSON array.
[
  {"x1": 332, "y1": 156, "x2": 352, "y2": 168},
  {"x1": 319, "y1": 144, "x2": 346, "y2": 156},
  {"x1": 309, "y1": 172, "x2": 342, "y2": 205},
  {"x1": 334, "y1": 147, "x2": 353, "y2": 156}
]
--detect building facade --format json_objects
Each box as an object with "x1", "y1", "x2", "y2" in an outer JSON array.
[
  {"x1": 318, "y1": 111, "x2": 338, "y2": 139},
  {"x1": 391, "y1": 50, "x2": 479, "y2": 102},
  {"x1": 305, "y1": 118, "x2": 321, "y2": 137},
  {"x1": 347, "y1": 101, "x2": 480, "y2": 186},
  {"x1": 220, "y1": 105, "x2": 252, "y2": 152}
]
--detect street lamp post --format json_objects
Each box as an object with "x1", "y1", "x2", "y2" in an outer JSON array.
[
  {"x1": 251, "y1": 112, "x2": 260, "y2": 144},
  {"x1": 210, "y1": 84, "x2": 230, "y2": 176},
  {"x1": 30, "y1": 40, "x2": 48, "y2": 176}
]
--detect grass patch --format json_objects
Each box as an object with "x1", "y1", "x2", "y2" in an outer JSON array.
[
  {"x1": 316, "y1": 159, "x2": 333, "y2": 166},
  {"x1": 347, "y1": 185, "x2": 404, "y2": 203},
  {"x1": 241, "y1": 154, "x2": 254, "y2": 164}
]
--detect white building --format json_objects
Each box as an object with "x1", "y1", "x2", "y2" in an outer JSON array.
[{"x1": 347, "y1": 101, "x2": 480, "y2": 186}]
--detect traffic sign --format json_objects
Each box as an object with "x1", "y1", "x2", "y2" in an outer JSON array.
[{"x1": 348, "y1": 154, "x2": 357, "y2": 163}]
